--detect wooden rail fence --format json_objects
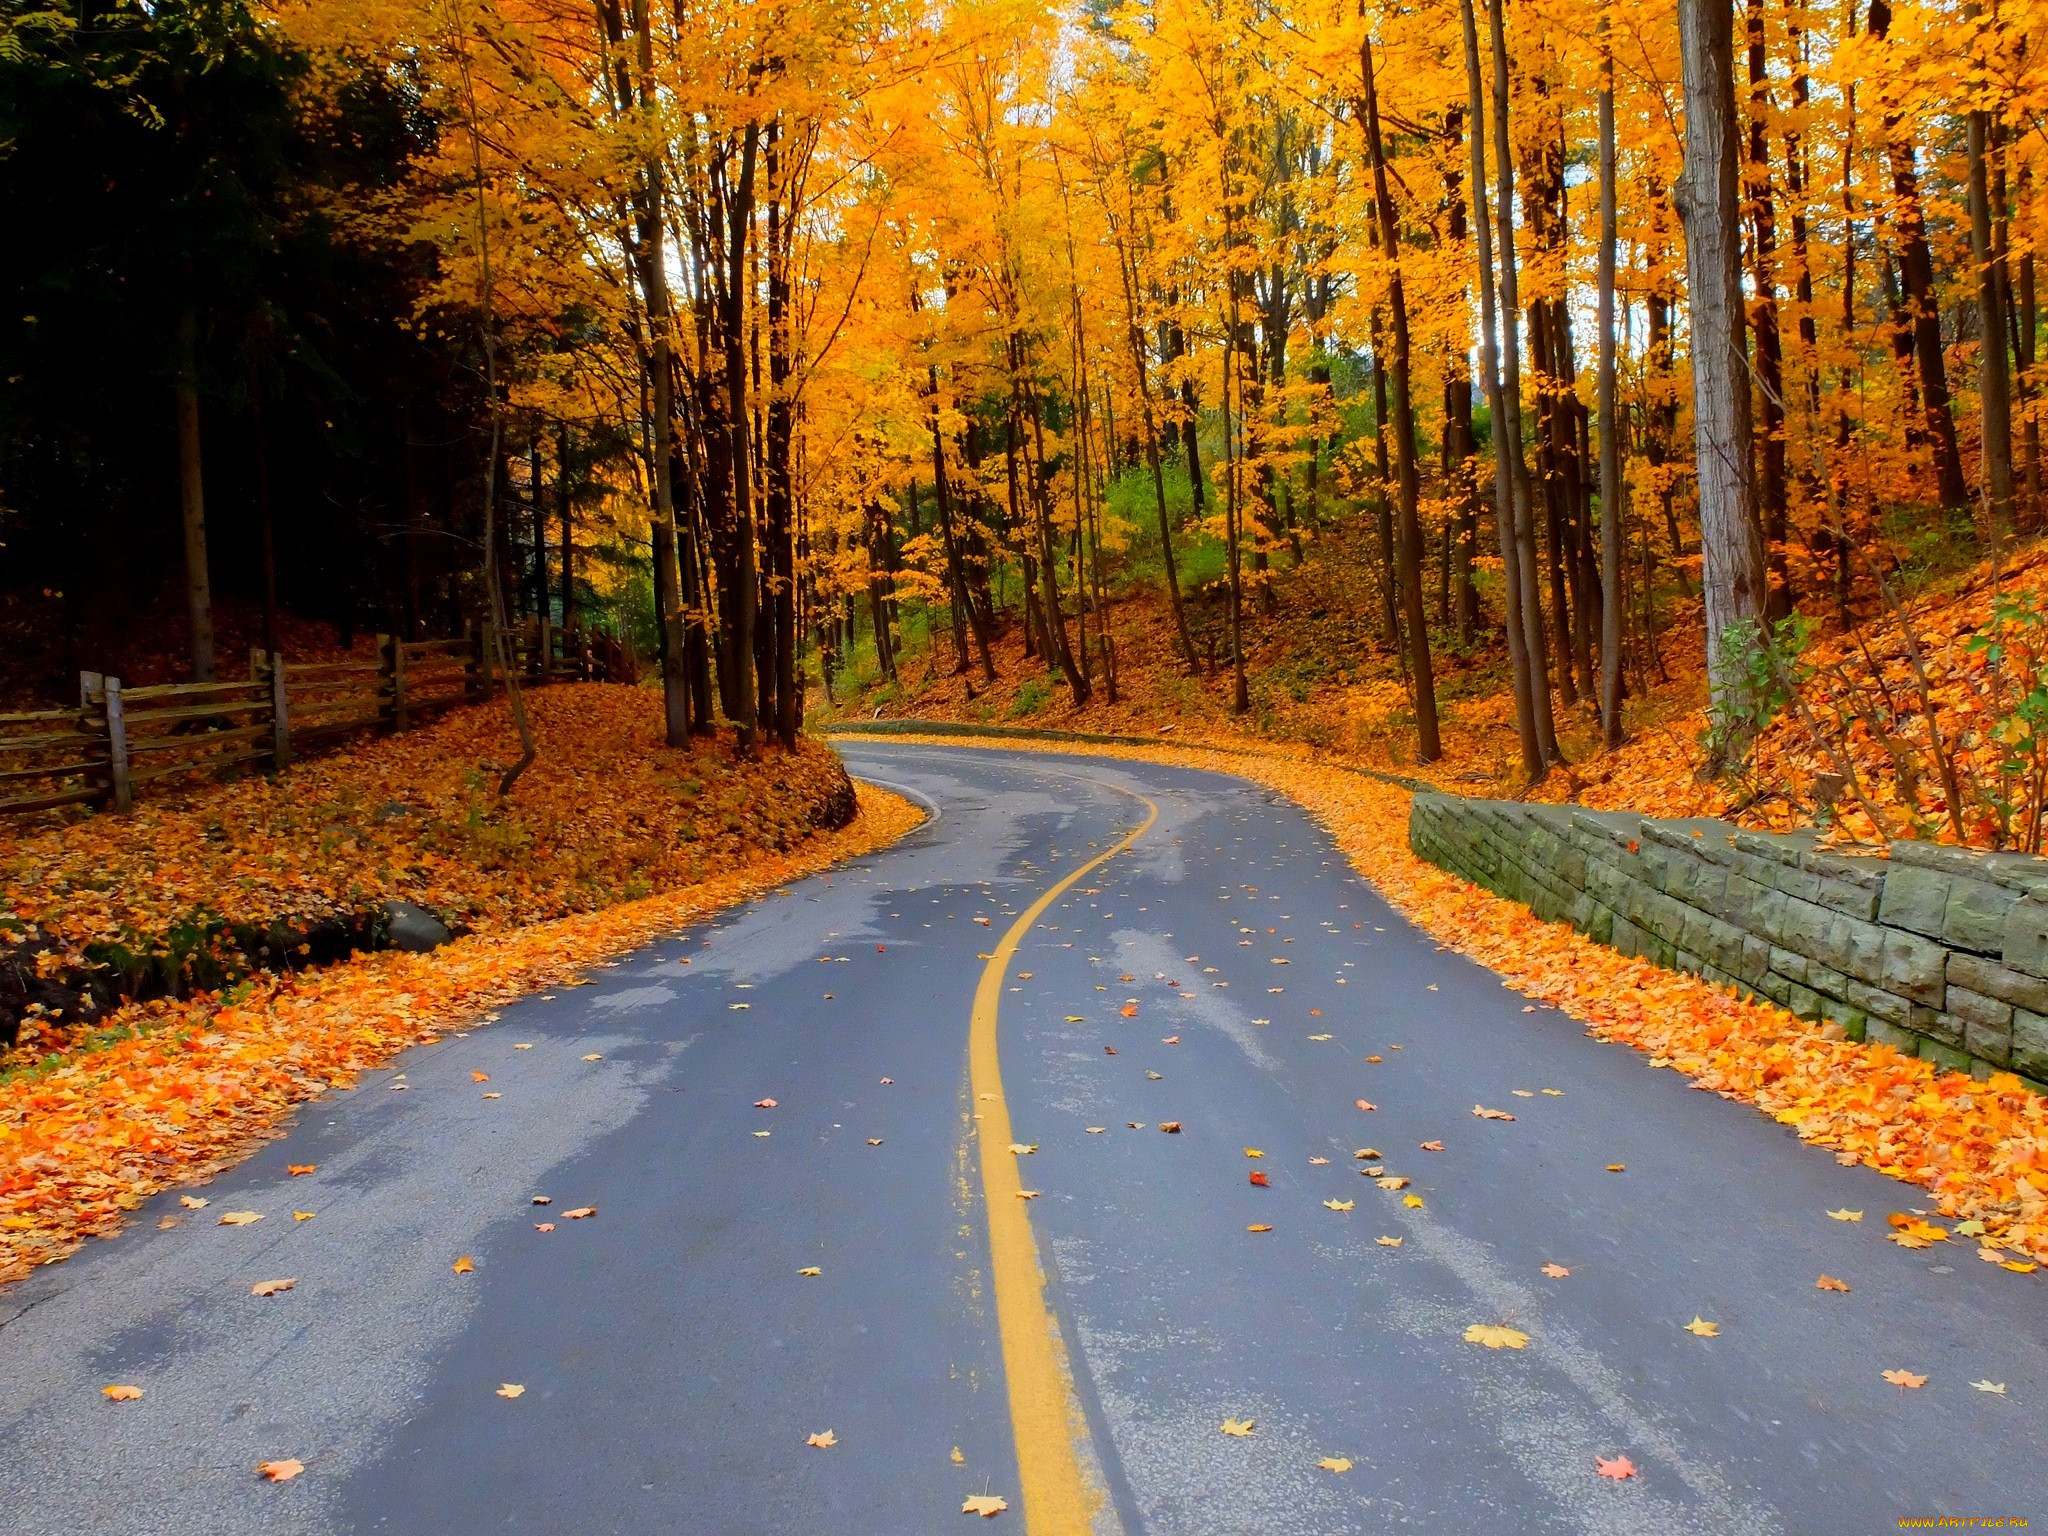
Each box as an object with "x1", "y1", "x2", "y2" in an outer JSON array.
[{"x1": 0, "y1": 621, "x2": 618, "y2": 819}]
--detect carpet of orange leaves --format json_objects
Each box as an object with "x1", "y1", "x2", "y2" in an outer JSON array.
[
  {"x1": 4, "y1": 684, "x2": 853, "y2": 1054},
  {"x1": 859, "y1": 731, "x2": 2048, "y2": 1265},
  {"x1": 0, "y1": 781, "x2": 923, "y2": 1281}
]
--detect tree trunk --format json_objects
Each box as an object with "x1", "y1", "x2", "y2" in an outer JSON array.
[
  {"x1": 1487, "y1": 0, "x2": 1560, "y2": 762},
  {"x1": 1968, "y1": 98, "x2": 2016, "y2": 542},
  {"x1": 1462, "y1": 0, "x2": 1541, "y2": 779},
  {"x1": 1674, "y1": 0, "x2": 1770, "y2": 729},
  {"x1": 1597, "y1": 24, "x2": 1624, "y2": 750},
  {"x1": 174, "y1": 298, "x2": 216, "y2": 682},
  {"x1": 1745, "y1": 0, "x2": 1791, "y2": 613},
  {"x1": 1360, "y1": 34, "x2": 1441, "y2": 761},
  {"x1": 1868, "y1": 0, "x2": 1970, "y2": 511}
]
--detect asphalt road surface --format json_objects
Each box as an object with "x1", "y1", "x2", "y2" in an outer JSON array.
[{"x1": 2, "y1": 743, "x2": 2042, "y2": 1535}]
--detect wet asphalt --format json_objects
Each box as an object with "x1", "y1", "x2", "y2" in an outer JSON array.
[{"x1": 0, "y1": 743, "x2": 2041, "y2": 1535}]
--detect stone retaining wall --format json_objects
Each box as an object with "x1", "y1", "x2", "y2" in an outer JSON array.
[{"x1": 1408, "y1": 793, "x2": 2048, "y2": 1088}]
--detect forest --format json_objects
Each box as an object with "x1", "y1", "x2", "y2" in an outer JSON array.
[{"x1": 3, "y1": 0, "x2": 2044, "y2": 842}]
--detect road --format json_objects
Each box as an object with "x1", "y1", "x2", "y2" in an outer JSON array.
[{"x1": 0, "y1": 743, "x2": 2041, "y2": 1534}]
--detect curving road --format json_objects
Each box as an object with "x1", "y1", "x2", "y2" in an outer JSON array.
[{"x1": 1, "y1": 744, "x2": 2041, "y2": 1534}]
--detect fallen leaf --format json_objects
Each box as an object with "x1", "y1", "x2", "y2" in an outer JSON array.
[
  {"x1": 1464, "y1": 1323, "x2": 1529, "y2": 1349},
  {"x1": 1594, "y1": 1454, "x2": 1636, "y2": 1480},
  {"x1": 256, "y1": 1459, "x2": 304, "y2": 1482},
  {"x1": 472, "y1": 1071, "x2": 490, "y2": 1083},
  {"x1": 951, "y1": 1447, "x2": 965, "y2": 1464},
  {"x1": 1420, "y1": 1140, "x2": 1445, "y2": 1152},
  {"x1": 1353, "y1": 1148, "x2": 1382, "y2": 1159},
  {"x1": 1956, "y1": 1219, "x2": 1988, "y2": 1237},
  {"x1": 1249, "y1": 1171, "x2": 1271, "y2": 1187},
  {"x1": 1158, "y1": 1121, "x2": 1182, "y2": 1133},
  {"x1": 1065, "y1": 1015, "x2": 1085, "y2": 1022},
  {"x1": 1542, "y1": 1263, "x2": 1570, "y2": 1278},
  {"x1": 582, "y1": 1053, "x2": 602, "y2": 1062},
  {"x1": 1355, "y1": 1099, "x2": 1377, "y2": 1111},
  {"x1": 1511, "y1": 1090, "x2": 1534, "y2": 1098},
  {"x1": 1606, "y1": 1164, "x2": 1626, "y2": 1173},
  {"x1": 807, "y1": 1429, "x2": 837, "y2": 1448},
  {"x1": 1308, "y1": 1156, "x2": 1329, "y2": 1165},
  {"x1": 881, "y1": 1078, "x2": 894, "y2": 1085},
  {"x1": 497, "y1": 1384, "x2": 525, "y2": 1398},
  {"x1": 564, "y1": 1207, "x2": 596, "y2": 1219},
  {"x1": 1104, "y1": 1046, "x2": 1118, "y2": 1055},
  {"x1": 2001, "y1": 1260, "x2": 2039, "y2": 1273},
  {"x1": 754, "y1": 1130, "x2": 771, "y2": 1138},
  {"x1": 1403, "y1": 1194, "x2": 1425, "y2": 1208},
  {"x1": 1683, "y1": 1317, "x2": 1719, "y2": 1337},
  {"x1": 178, "y1": 1195, "x2": 208, "y2": 1209},
  {"x1": 1882, "y1": 1368, "x2": 1928, "y2": 1389},
  {"x1": 755, "y1": 1098, "x2": 779, "y2": 1109},
  {"x1": 1377, "y1": 1176, "x2": 1410, "y2": 1190},
  {"x1": 1971, "y1": 1380, "x2": 2007, "y2": 1394},
  {"x1": 1308, "y1": 1033, "x2": 1333, "y2": 1041},
  {"x1": 1473, "y1": 1106, "x2": 1516, "y2": 1121},
  {"x1": 1542, "y1": 1089, "x2": 1564, "y2": 1096},
  {"x1": 287, "y1": 1165, "x2": 316, "y2": 1176},
  {"x1": 1085, "y1": 1127, "x2": 1105, "y2": 1134},
  {"x1": 453, "y1": 1256, "x2": 475, "y2": 1274},
  {"x1": 250, "y1": 1278, "x2": 296, "y2": 1297},
  {"x1": 532, "y1": 1196, "x2": 551, "y2": 1204},
  {"x1": 482, "y1": 1093, "x2": 501, "y2": 1099},
  {"x1": 961, "y1": 1494, "x2": 1008, "y2": 1516},
  {"x1": 1828, "y1": 1209, "x2": 1864, "y2": 1222},
  {"x1": 514, "y1": 1043, "x2": 533, "y2": 1050},
  {"x1": 1015, "y1": 1189, "x2": 1040, "y2": 1199},
  {"x1": 1219, "y1": 1418, "x2": 1255, "y2": 1437},
  {"x1": 156, "y1": 1216, "x2": 179, "y2": 1229},
  {"x1": 1324, "y1": 1199, "x2": 1355, "y2": 1212},
  {"x1": 1244, "y1": 1148, "x2": 1265, "y2": 1158},
  {"x1": 1008, "y1": 1143, "x2": 1037, "y2": 1155},
  {"x1": 1816, "y1": 1275, "x2": 1851, "y2": 1292},
  {"x1": 292, "y1": 1211, "x2": 315, "y2": 1221},
  {"x1": 1317, "y1": 1456, "x2": 1352, "y2": 1474},
  {"x1": 868, "y1": 1138, "x2": 884, "y2": 1146},
  {"x1": 218, "y1": 1211, "x2": 263, "y2": 1226},
  {"x1": 102, "y1": 1384, "x2": 144, "y2": 1401},
  {"x1": 1366, "y1": 1055, "x2": 1383, "y2": 1063},
  {"x1": 1145, "y1": 1070, "x2": 1163, "y2": 1080},
  {"x1": 534, "y1": 1223, "x2": 554, "y2": 1232},
  {"x1": 799, "y1": 1266, "x2": 822, "y2": 1276},
  {"x1": 1120, "y1": 1004, "x2": 1138, "y2": 1018},
  {"x1": 1376, "y1": 1235, "x2": 1402, "y2": 1247},
  {"x1": 1247, "y1": 1223, "x2": 1274, "y2": 1232}
]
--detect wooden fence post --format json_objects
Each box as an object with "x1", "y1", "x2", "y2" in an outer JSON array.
[
  {"x1": 269, "y1": 652, "x2": 292, "y2": 769},
  {"x1": 538, "y1": 617, "x2": 553, "y2": 685},
  {"x1": 104, "y1": 676, "x2": 133, "y2": 813},
  {"x1": 382, "y1": 634, "x2": 409, "y2": 731}
]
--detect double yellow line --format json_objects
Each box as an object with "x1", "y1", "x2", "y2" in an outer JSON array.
[{"x1": 969, "y1": 780, "x2": 1156, "y2": 1535}]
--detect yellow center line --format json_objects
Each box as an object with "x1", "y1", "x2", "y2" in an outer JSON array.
[{"x1": 972, "y1": 779, "x2": 1156, "y2": 1536}]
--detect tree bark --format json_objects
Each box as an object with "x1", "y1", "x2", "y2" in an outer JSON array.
[
  {"x1": 1359, "y1": 32, "x2": 1441, "y2": 761},
  {"x1": 1487, "y1": 0, "x2": 1560, "y2": 762},
  {"x1": 1674, "y1": 0, "x2": 1770, "y2": 726},
  {"x1": 1597, "y1": 21, "x2": 1624, "y2": 749},
  {"x1": 1968, "y1": 95, "x2": 2016, "y2": 541},
  {"x1": 1462, "y1": 0, "x2": 1541, "y2": 779},
  {"x1": 174, "y1": 298, "x2": 216, "y2": 682}
]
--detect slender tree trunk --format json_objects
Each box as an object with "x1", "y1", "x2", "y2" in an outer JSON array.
[
  {"x1": 1488, "y1": 0, "x2": 1560, "y2": 762},
  {"x1": 250, "y1": 360, "x2": 279, "y2": 659},
  {"x1": 1360, "y1": 33, "x2": 1440, "y2": 761},
  {"x1": 1968, "y1": 94, "x2": 2016, "y2": 541},
  {"x1": 174, "y1": 297, "x2": 216, "y2": 682},
  {"x1": 1369, "y1": 318, "x2": 1402, "y2": 660},
  {"x1": 1462, "y1": 0, "x2": 1541, "y2": 779},
  {"x1": 1746, "y1": 0, "x2": 1791, "y2": 614},
  {"x1": 724, "y1": 125, "x2": 762, "y2": 750},
  {"x1": 558, "y1": 424, "x2": 575, "y2": 628},
  {"x1": 1597, "y1": 22, "x2": 1624, "y2": 749},
  {"x1": 1675, "y1": 0, "x2": 1770, "y2": 730},
  {"x1": 1869, "y1": 0, "x2": 1969, "y2": 510}
]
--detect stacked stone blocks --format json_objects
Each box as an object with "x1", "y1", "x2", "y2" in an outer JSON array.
[{"x1": 1407, "y1": 793, "x2": 2048, "y2": 1089}]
